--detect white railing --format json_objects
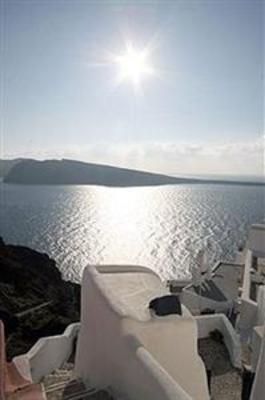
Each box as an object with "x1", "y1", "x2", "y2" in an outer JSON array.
[
  {"x1": 13, "y1": 322, "x2": 80, "y2": 383},
  {"x1": 125, "y1": 337, "x2": 193, "y2": 400},
  {"x1": 250, "y1": 326, "x2": 265, "y2": 400}
]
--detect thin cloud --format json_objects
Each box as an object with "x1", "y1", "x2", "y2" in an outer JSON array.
[{"x1": 4, "y1": 138, "x2": 264, "y2": 177}]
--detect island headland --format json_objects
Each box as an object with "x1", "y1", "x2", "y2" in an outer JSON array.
[
  {"x1": 2, "y1": 158, "x2": 264, "y2": 187},
  {"x1": 3, "y1": 159, "x2": 191, "y2": 186}
]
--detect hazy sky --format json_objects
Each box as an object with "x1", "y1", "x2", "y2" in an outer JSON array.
[{"x1": 1, "y1": 0, "x2": 264, "y2": 176}]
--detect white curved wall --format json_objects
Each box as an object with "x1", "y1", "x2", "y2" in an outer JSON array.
[
  {"x1": 237, "y1": 298, "x2": 258, "y2": 341},
  {"x1": 248, "y1": 224, "x2": 265, "y2": 258},
  {"x1": 75, "y1": 265, "x2": 209, "y2": 400},
  {"x1": 256, "y1": 286, "x2": 265, "y2": 326},
  {"x1": 250, "y1": 326, "x2": 265, "y2": 400},
  {"x1": 238, "y1": 249, "x2": 258, "y2": 341},
  {"x1": 181, "y1": 289, "x2": 233, "y2": 315}
]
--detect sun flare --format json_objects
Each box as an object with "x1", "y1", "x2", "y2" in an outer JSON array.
[{"x1": 114, "y1": 43, "x2": 154, "y2": 90}]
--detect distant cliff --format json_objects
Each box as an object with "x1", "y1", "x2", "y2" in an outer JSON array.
[
  {"x1": 4, "y1": 158, "x2": 195, "y2": 186},
  {"x1": 0, "y1": 158, "x2": 28, "y2": 178},
  {"x1": 3, "y1": 158, "x2": 264, "y2": 187}
]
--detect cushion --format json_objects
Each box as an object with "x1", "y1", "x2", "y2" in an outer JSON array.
[{"x1": 149, "y1": 295, "x2": 182, "y2": 316}]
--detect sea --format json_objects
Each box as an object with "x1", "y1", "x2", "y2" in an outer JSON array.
[{"x1": 0, "y1": 182, "x2": 264, "y2": 282}]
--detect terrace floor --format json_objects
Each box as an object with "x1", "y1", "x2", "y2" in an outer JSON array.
[
  {"x1": 198, "y1": 337, "x2": 242, "y2": 400},
  {"x1": 180, "y1": 262, "x2": 243, "y2": 314}
]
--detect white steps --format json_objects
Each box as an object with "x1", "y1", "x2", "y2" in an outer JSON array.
[{"x1": 43, "y1": 364, "x2": 114, "y2": 400}]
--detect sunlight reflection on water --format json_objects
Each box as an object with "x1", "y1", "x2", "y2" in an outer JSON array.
[{"x1": 0, "y1": 183, "x2": 264, "y2": 282}]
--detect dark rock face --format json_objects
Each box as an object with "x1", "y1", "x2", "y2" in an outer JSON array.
[{"x1": 0, "y1": 237, "x2": 80, "y2": 359}]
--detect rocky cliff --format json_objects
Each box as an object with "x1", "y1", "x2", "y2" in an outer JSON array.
[{"x1": 0, "y1": 237, "x2": 80, "y2": 359}]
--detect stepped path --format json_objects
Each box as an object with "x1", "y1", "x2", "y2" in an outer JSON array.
[
  {"x1": 42, "y1": 363, "x2": 115, "y2": 400},
  {"x1": 15, "y1": 301, "x2": 53, "y2": 318}
]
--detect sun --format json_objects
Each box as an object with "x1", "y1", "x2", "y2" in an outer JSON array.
[{"x1": 114, "y1": 43, "x2": 154, "y2": 90}]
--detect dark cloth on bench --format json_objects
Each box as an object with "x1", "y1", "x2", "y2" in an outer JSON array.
[{"x1": 149, "y1": 295, "x2": 182, "y2": 316}]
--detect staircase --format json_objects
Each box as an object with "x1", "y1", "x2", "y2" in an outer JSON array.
[{"x1": 43, "y1": 363, "x2": 114, "y2": 400}]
